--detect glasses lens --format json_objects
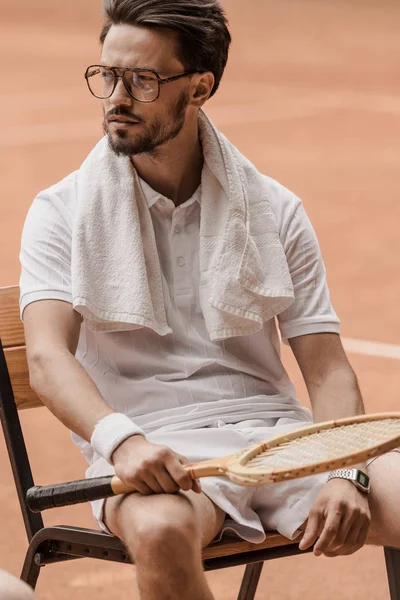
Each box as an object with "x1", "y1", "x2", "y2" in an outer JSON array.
[
  {"x1": 86, "y1": 66, "x2": 115, "y2": 99},
  {"x1": 125, "y1": 70, "x2": 159, "y2": 102}
]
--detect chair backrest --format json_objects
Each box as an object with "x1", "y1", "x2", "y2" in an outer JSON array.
[
  {"x1": 0, "y1": 285, "x2": 44, "y2": 539},
  {"x1": 0, "y1": 286, "x2": 43, "y2": 410}
]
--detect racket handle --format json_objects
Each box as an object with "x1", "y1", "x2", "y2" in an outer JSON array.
[
  {"x1": 26, "y1": 461, "x2": 226, "y2": 513},
  {"x1": 26, "y1": 475, "x2": 132, "y2": 512}
]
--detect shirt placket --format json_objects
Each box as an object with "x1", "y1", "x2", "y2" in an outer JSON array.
[{"x1": 170, "y1": 206, "x2": 192, "y2": 307}]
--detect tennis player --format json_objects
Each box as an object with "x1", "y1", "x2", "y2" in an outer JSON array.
[
  {"x1": 0, "y1": 571, "x2": 36, "y2": 599},
  {"x1": 19, "y1": 1, "x2": 399, "y2": 598}
]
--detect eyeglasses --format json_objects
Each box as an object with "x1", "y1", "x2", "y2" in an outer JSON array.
[{"x1": 84, "y1": 65, "x2": 200, "y2": 102}]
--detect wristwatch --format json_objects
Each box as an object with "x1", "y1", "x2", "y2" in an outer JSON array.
[{"x1": 327, "y1": 468, "x2": 371, "y2": 494}]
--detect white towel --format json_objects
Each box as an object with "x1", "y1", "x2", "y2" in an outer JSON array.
[{"x1": 72, "y1": 110, "x2": 294, "y2": 341}]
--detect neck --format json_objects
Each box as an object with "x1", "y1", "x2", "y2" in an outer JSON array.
[{"x1": 131, "y1": 116, "x2": 203, "y2": 206}]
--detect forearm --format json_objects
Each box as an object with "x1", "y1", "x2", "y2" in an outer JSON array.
[
  {"x1": 308, "y1": 364, "x2": 365, "y2": 423},
  {"x1": 28, "y1": 348, "x2": 114, "y2": 442},
  {"x1": 290, "y1": 333, "x2": 368, "y2": 477},
  {"x1": 308, "y1": 365, "x2": 367, "y2": 470}
]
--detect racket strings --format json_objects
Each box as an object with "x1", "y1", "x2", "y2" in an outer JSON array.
[{"x1": 246, "y1": 419, "x2": 400, "y2": 470}]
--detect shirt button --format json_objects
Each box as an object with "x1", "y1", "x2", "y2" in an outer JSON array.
[
  {"x1": 174, "y1": 225, "x2": 181, "y2": 234},
  {"x1": 177, "y1": 256, "x2": 185, "y2": 267}
]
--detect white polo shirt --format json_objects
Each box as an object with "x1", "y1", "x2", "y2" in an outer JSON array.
[{"x1": 19, "y1": 170, "x2": 340, "y2": 464}]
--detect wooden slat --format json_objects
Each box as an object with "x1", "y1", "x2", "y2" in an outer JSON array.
[
  {"x1": 202, "y1": 531, "x2": 296, "y2": 560},
  {"x1": 0, "y1": 286, "x2": 25, "y2": 348},
  {"x1": 4, "y1": 346, "x2": 43, "y2": 410}
]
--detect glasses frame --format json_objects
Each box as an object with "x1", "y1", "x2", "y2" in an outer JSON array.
[{"x1": 84, "y1": 65, "x2": 202, "y2": 102}]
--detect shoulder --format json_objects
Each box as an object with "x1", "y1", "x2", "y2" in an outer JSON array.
[
  {"x1": 45, "y1": 169, "x2": 79, "y2": 196},
  {"x1": 258, "y1": 174, "x2": 305, "y2": 240},
  {"x1": 28, "y1": 170, "x2": 79, "y2": 229},
  {"x1": 22, "y1": 170, "x2": 79, "y2": 248}
]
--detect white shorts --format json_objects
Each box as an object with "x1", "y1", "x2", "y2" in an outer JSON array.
[{"x1": 87, "y1": 417, "x2": 334, "y2": 543}]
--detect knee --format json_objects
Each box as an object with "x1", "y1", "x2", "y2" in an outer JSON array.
[
  {"x1": 126, "y1": 507, "x2": 200, "y2": 558},
  {"x1": 131, "y1": 515, "x2": 199, "y2": 551},
  {"x1": 0, "y1": 571, "x2": 35, "y2": 600}
]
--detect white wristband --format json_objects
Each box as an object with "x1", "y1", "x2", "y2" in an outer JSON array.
[{"x1": 90, "y1": 413, "x2": 146, "y2": 464}]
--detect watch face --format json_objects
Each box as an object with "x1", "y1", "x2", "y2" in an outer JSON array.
[{"x1": 356, "y1": 471, "x2": 369, "y2": 487}]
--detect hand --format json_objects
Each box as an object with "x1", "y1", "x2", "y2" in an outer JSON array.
[
  {"x1": 298, "y1": 478, "x2": 371, "y2": 557},
  {"x1": 111, "y1": 434, "x2": 202, "y2": 496}
]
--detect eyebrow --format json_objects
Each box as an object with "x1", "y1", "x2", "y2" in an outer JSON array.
[{"x1": 99, "y1": 63, "x2": 159, "y2": 72}]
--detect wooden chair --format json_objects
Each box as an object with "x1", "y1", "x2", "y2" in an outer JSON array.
[{"x1": 0, "y1": 285, "x2": 399, "y2": 599}]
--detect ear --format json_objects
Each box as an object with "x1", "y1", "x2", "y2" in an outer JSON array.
[{"x1": 190, "y1": 72, "x2": 215, "y2": 107}]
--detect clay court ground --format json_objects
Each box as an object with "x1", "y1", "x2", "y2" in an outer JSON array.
[{"x1": 1, "y1": 1, "x2": 400, "y2": 597}]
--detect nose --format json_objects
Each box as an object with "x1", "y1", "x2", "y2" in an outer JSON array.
[{"x1": 108, "y1": 76, "x2": 132, "y2": 107}]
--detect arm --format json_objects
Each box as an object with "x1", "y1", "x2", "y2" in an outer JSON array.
[
  {"x1": 20, "y1": 189, "x2": 199, "y2": 494},
  {"x1": 289, "y1": 332, "x2": 370, "y2": 557},
  {"x1": 288, "y1": 332, "x2": 365, "y2": 423},
  {"x1": 23, "y1": 299, "x2": 200, "y2": 495},
  {"x1": 24, "y1": 299, "x2": 114, "y2": 442}
]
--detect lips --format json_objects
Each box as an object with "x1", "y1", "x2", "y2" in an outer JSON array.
[{"x1": 108, "y1": 117, "x2": 140, "y2": 124}]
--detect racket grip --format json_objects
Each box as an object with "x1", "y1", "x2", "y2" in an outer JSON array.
[{"x1": 26, "y1": 476, "x2": 117, "y2": 512}]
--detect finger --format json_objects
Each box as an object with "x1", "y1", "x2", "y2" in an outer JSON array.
[
  {"x1": 324, "y1": 512, "x2": 354, "y2": 554},
  {"x1": 182, "y1": 466, "x2": 203, "y2": 493},
  {"x1": 142, "y1": 473, "x2": 165, "y2": 494},
  {"x1": 129, "y1": 480, "x2": 154, "y2": 496},
  {"x1": 334, "y1": 516, "x2": 370, "y2": 556},
  {"x1": 192, "y1": 479, "x2": 203, "y2": 494},
  {"x1": 322, "y1": 521, "x2": 359, "y2": 557},
  {"x1": 313, "y1": 510, "x2": 342, "y2": 556},
  {"x1": 177, "y1": 455, "x2": 202, "y2": 493},
  {"x1": 299, "y1": 510, "x2": 323, "y2": 550},
  {"x1": 154, "y1": 466, "x2": 181, "y2": 494},
  {"x1": 337, "y1": 522, "x2": 366, "y2": 556},
  {"x1": 343, "y1": 515, "x2": 364, "y2": 545},
  {"x1": 327, "y1": 507, "x2": 370, "y2": 557},
  {"x1": 355, "y1": 518, "x2": 370, "y2": 549},
  {"x1": 167, "y1": 457, "x2": 198, "y2": 492},
  {"x1": 178, "y1": 454, "x2": 190, "y2": 465}
]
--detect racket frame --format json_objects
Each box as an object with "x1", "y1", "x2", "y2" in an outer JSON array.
[{"x1": 225, "y1": 412, "x2": 400, "y2": 486}]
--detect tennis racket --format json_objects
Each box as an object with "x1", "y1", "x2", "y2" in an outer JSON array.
[{"x1": 26, "y1": 412, "x2": 400, "y2": 512}]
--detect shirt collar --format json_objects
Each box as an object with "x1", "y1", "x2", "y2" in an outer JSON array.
[
  {"x1": 138, "y1": 177, "x2": 163, "y2": 209},
  {"x1": 138, "y1": 176, "x2": 201, "y2": 210}
]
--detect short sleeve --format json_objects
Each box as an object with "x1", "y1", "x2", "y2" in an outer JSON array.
[
  {"x1": 277, "y1": 200, "x2": 340, "y2": 341},
  {"x1": 19, "y1": 193, "x2": 73, "y2": 319}
]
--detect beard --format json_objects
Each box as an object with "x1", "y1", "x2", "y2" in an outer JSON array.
[{"x1": 103, "y1": 90, "x2": 189, "y2": 157}]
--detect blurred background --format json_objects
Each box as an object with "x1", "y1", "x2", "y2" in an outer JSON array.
[{"x1": 1, "y1": 0, "x2": 400, "y2": 598}]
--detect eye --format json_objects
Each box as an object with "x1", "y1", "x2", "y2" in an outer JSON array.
[
  {"x1": 100, "y1": 69, "x2": 114, "y2": 83},
  {"x1": 132, "y1": 72, "x2": 157, "y2": 90}
]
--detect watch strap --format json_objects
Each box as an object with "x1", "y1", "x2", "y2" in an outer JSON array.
[{"x1": 328, "y1": 468, "x2": 370, "y2": 494}]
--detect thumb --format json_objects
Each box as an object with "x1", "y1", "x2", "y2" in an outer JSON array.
[{"x1": 178, "y1": 455, "x2": 203, "y2": 493}]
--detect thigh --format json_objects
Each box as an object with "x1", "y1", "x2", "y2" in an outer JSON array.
[
  {"x1": 104, "y1": 488, "x2": 226, "y2": 549},
  {"x1": 367, "y1": 450, "x2": 400, "y2": 546}
]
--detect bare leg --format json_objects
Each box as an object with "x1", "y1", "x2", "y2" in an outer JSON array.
[
  {"x1": 367, "y1": 452, "x2": 400, "y2": 548},
  {"x1": 104, "y1": 489, "x2": 226, "y2": 600},
  {"x1": 0, "y1": 571, "x2": 36, "y2": 600}
]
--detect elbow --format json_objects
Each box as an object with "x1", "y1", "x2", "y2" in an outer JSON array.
[
  {"x1": 307, "y1": 361, "x2": 359, "y2": 395},
  {"x1": 27, "y1": 350, "x2": 50, "y2": 393},
  {"x1": 27, "y1": 347, "x2": 69, "y2": 393}
]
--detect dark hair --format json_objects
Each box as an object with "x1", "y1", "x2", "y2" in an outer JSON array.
[{"x1": 100, "y1": 0, "x2": 231, "y2": 97}]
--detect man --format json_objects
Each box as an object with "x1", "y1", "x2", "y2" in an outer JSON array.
[
  {"x1": 19, "y1": 1, "x2": 399, "y2": 599},
  {"x1": 0, "y1": 571, "x2": 36, "y2": 600}
]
